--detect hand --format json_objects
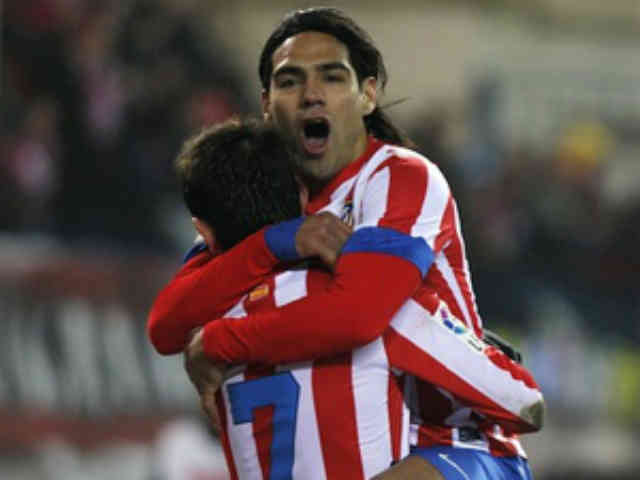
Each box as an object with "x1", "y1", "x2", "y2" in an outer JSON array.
[
  {"x1": 295, "y1": 212, "x2": 352, "y2": 269},
  {"x1": 184, "y1": 328, "x2": 227, "y2": 432}
]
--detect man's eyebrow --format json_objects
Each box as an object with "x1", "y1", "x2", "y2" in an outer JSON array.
[
  {"x1": 273, "y1": 65, "x2": 304, "y2": 78},
  {"x1": 272, "y1": 62, "x2": 351, "y2": 78},
  {"x1": 316, "y1": 62, "x2": 351, "y2": 74}
]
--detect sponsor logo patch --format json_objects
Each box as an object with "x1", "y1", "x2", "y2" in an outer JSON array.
[{"x1": 438, "y1": 304, "x2": 484, "y2": 353}]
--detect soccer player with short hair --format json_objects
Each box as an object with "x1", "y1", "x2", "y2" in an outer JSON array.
[{"x1": 149, "y1": 115, "x2": 542, "y2": 480}]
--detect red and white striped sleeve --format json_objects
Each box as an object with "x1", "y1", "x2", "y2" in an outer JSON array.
[
  {"x1": 384, "y1": 299, "x2": 544, "y2": 434},
  {"x1": 147, "y1": 228, "x2": 278, "y2": 354},
  {"x1": 355, "y1": 146, "x2": 483, "y2": 336}
]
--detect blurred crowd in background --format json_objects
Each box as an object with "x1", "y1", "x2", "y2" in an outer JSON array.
[
  {"x1": 2, "y1": 0, "x2": 639, "y2": 479},
  {"x1": 3, "y1": 0, "x2": 250, "y2": 249}
]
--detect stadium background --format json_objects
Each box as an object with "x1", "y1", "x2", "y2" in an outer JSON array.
[{"x1": 2, "y1": 0, "x2": 639, "y2": 478}]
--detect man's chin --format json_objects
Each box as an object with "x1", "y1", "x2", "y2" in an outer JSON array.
[{"x1": 298, "y1": 159, "x2": 338, "y2": 187}]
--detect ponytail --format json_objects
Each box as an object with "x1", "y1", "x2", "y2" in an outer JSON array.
[{"x1": 364, "y1": 107, "x2": 415, "y2": 149}]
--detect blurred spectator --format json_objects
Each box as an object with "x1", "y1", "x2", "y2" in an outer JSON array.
[{"x1": 3, "y1": 0, "x2": 251, "y2": 252}]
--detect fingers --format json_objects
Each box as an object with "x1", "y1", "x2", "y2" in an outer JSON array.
[
  {"x1": 201, "y1": 386, "x2": 221, "y2": 434},
  {"x1": 295, "y1": 212, "x2": 353, "y2": 268}
]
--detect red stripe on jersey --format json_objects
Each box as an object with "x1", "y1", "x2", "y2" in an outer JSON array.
[
  {"x1": 244, "y1": 365, "x2": 276, "y2": 480},
  {"x1": 216, "y1": 390, "x2": 239, "y2": 480},
  {"x1": 387, "y1": 372, "x2": 404, "y2": 462},
  {"x1": 312, "y1": 354, "x2": 365, "y2": 480},
  {"x1": 374, "y1": 156, "x2": 429, "y2": 235},
  {"x1": 485, "y1": 346, "x2": 539, "y2": 390},
  {"x1": 244, "y1": 281, "x2": 278, "y2": 480},
  {"x1": 306, "y1": 138, "x2": 384, "y2": 214},
  {"x1": 434, "y1": 196, "x2": 455, "y2": 253},
  {"x1": 445, "y1": 202, "x2": 483, "y2": 336},
  {"x1": 424, "y1": 266, "x2": 467, "y2": 324},
  {"x1": 417, "y1": 424, "x2": 454, "y2": 448},
  {"x1": 252, "y1": 404, "x2": 274, "y2": 479},
  {"x1": 486, "y1": 426, "x2": 519, "y2": 457}
]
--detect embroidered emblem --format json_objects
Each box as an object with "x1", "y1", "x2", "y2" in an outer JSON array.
[
  {"x1": 340, "y1": 200, "x2": 354, "y2": 227},
  {"x1": 248, "y1": 284, "x2": 270, "y2": 302}
]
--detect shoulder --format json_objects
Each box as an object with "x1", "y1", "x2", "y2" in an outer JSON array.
[{"x1": 367, "y1": 143, "x2": 450, "y2": 193}]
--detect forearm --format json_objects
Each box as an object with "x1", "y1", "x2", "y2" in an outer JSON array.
[
  {"x1": 385, "y1": 304, "x2": 544, "y2": 433},
  {"x1": 147, "y1": 229, "x2": 278, "y2": 354},
  {"x1": 371, "y1": 456, "x2": 444, "y2": 480},
  {"x1": 202, "y1": 252, "x2": 422, "y2": 364}
]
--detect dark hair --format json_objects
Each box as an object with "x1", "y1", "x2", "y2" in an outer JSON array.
[
  {"x1": 259, "y1": 7, "x2": 413, "y2": 148},
  {"x1": 177, "y1": 117, "x2": 301, "y2": 250}
]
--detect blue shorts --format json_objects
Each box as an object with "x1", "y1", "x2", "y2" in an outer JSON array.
[{"x1": 410, "y1": 446, "x2": 534, "y2": 480}]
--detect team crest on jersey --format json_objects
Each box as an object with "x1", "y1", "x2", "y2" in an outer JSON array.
[
  {"x1": 438, "y1": 305, "x2": 484, "y2": 353},
  {"x1": 340, "y1": 200, "x2": 354, "y2": 227},
  {"x1": 248, "y1": 283, "x2": 270, "y2": 302}
]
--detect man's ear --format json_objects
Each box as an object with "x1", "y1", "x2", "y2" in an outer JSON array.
[
  {"x1": 261, "y1": 89, "x2": 271, "y2": 121},
  {"x1": 360, "y1": 77, "x2": 377, "y2": 116},
  {"x1": 192, "y1": 217, "x2": 217, "y2": 253}
]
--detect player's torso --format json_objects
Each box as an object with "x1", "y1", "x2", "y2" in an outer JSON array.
[
  {"x1": 217, "y1": 269, "x2": 408, "y2": 480},
  {"x1": 306, "y1": 139, "x2": 524, "y2": 458},
  {"x1": 306, "y1": 140, "x2": 481, "y2": 334}
]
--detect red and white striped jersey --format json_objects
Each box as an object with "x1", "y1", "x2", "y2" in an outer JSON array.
[
  {"x1": 217, "y1": 268, "x2": 408, "y2": 480},
  {"x1": 216, "y1": 267, "x2": 542, "y2": 480},
  {"x1": 304, "y1": 137, "x2": 529, "y2": 457},
  {"x1": 148, "y1": 136, "x2": 541, "y2": 476}
]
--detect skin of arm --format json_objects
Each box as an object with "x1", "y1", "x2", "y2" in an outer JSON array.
[{"x1": 372, "y1": 456, "x2": 444, "y2": 480}]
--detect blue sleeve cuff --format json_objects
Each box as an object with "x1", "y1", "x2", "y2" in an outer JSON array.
[
  {"x1": 183, "y1": 242, "x2": 208, "y2": 264},
  {"x1": 341, "y1": 227, "x2": 434, "y2": 277},
  {"x1": 264, "y1": 217, "x2": 305, "y2": 261}
]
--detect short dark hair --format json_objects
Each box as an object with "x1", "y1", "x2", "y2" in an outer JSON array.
[
  {"x1": 177, "y1": 117, "x2": 302, "y2": 250},
  {"x1": 259, "y1": 7, "x2": 413, "y2": 147}
]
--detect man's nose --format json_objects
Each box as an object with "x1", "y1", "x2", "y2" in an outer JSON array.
[{"x1": 301, "y1": 77, "x2": 325, "y2": 107}]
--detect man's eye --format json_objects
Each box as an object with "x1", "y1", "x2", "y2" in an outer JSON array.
[
  {"x1": 277, "y1": 78, "x2": 296, "y2": 88},
  {"x1": 326, "y1": 74, "x2": 344, "y2": 82}
]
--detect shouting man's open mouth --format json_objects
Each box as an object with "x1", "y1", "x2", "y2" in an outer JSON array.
[{"x1": 301, "y1": 117, "x2": 330, "y2": 157}]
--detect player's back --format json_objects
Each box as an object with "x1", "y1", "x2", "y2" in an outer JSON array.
[{"x1": 216, "y1": 269, "x2": 408, "y2": 480}]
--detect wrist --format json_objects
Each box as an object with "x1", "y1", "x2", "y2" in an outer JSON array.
[{"x1": 264, "y1": 217, "x2": 305, "y2": 261}]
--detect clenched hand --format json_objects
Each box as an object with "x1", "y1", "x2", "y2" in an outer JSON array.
[{"x1": 295, "y1": 212, "x2": 352, "y2": 269}]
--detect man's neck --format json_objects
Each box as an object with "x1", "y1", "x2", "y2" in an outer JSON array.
[
  {"x1": 301, "y1": 172, "x2": 333, "y2": 198},
  {"x1": 306, "y1": 132, "x2": 371, "y2": 198}
]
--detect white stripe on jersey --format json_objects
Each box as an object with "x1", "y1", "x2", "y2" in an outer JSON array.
[
  {"x1": 275, "y1": 270, "x2": 307, "y2": 307},
  {"x1": 451, "y1": 201, "x2": 482, "y2": 331},
  {"x1": 354, "y1": 167, "x2": 390, "y2": 229},
  {"x1": 221, "y1": 298, "x2": 253, "y2": 479},
  {"x1": 352, "y1": 337, "x2": 393, "y2": 478},
  {"x1": 317, "y1": 176, "x2": 358, "y2": 218},
  {"x1": 226, "y1": 296, "x2": 248, "y2": 318},
  {"x1": 411, "y1": 160, "x2": 450, "y2": 250},
  {"x1": 399, "y1": 381, "x2": 411, "y2": 460},
  {"x1": 351, "y1": 145, "x2": 396, "y2": 225},
  {"x1": 223, "y1": 371, "x2": 261, "y2": 479},
  {"x1": 276, "y1": 272, "x2": 325, "y2": 478},
  {"x1": 390, "y1": 299, "x2": 543, "y2": 421},
  {"x1": 288, "y1": 365, "x2": 327, "y2": 480},
  {"x1": 433, "y1": 254, "x2": 475, "y2": 329}
]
